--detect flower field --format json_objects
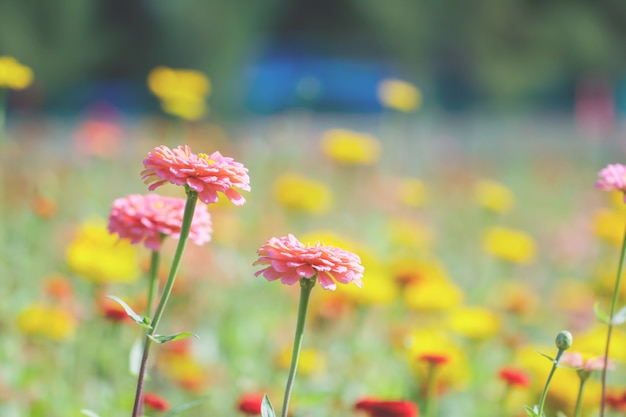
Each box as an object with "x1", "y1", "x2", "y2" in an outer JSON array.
[{"x1": 1, "y1": 107, "x2": 626, "y2": 417}]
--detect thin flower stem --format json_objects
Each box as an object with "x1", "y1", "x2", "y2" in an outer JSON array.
[
  {"x1": 280, "y1": 277, "x2": 315, "y2": 417},
  {"x1": 573, "y1": 377, "x2": 587, "y2": 417},
  {"x1": 145, "y1": 245, "x2": 162, "y2": 317},
  {"x1": 537, "y1": 349, "x2": 565, "y2": 417},
  {"x1": 600, "y1": 221, "x2": 626, "y2": 417},
  {"x1": 131, "y1": 188, "x2": 198, "y2": 417},
  {"x1": 424, "y1": 363, "x2": 438, "y2": 417}
]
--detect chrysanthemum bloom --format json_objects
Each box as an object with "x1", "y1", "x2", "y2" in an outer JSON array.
[
  {"x1": 354, "y1": 398, "x2": 419, "y2": 417},
  {"x1": 237, "y1": 393, "x2": 264, "y2": 415},
  {"x1": 0, "y1": 56, "x2": 33, "y2": 90},
  {"x1": 108, "y1": 194, "x2": 212, "y2": 251},
  {"x1": 377, "y1": 78, "x2": 422, "y2": 112},
  {"x1": 147, "y1": 66, "x2": 211, "y2": 120},
  {"x1": 498, "y1": 366, "x2": 530, "y2": 388},
  {"x1": 254, "y1": 234, "x2": 364, "y2": 291},
  {"x1": 142, "y1": 145, "x2": 250, "y2": 205},
  {"x1": 596, "y1": 164, "x2": 626, "y2": 202},
  {"x1": 143, "y1": 392, "x2": 170, "y2": 412},
  {"x1": 319, "y1": 129, "x2": 381, "y2": 165},
  {"x1": 17, "y1": 304, "x2": 77, "y2": 341}
]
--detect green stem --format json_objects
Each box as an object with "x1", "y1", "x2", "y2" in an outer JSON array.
[
  {"x1": 424, "y1": 363, "x2": 438, "y2": 417},
  {"x1": 145, "y1": 245, "x2": 162, "y2": 317},
  {"x1": 131, "y1": 188, "x2": 198, "y2": 417},
  {"x1": 573, "y1": 376, "x2": 587, "y2": 417},
  {"x1": 537, "y1": 349, "x2": 565, "y2": 417},
  {"x1": 280, "y1": 277, "x2": 315, "y2": 417},
  {"x1": 600, "y1": 220, "x2": 626, "y2": 417}
]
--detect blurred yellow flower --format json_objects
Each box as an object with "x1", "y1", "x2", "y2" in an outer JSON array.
[
  {"x1": 320, "y1": 129, "x2": 381, "y2": 165},
  {"x1": 0, "y1": 56, "x2": 33, "y2": 90},
  {"x1": 473, "y1": 179, "x2": 514, "y2": 213},
  {"x1": 273, "y1": 173, "x2": 332, "y2": 214},
  {"x1": 394, "y1": 177, "x2": 428, "y2": 208},
  {"x1": 66, "y1": 220, "x2": 140, "y2": 284},
  {"x1": 377, "y1": 79, "x2": 422, "y2": 112},
  {"x1": 609, "y1": 190, "x2": 626, "y2": 212},
  {"x1": 593, "y1": 209, "x2": 626, "y2": 246},
  {"x1": 406, "y1": 328, "x2": 470, "y2": 389},
  {"x1": 518, "y1": 345, "x2": 601, "y2": 416},
  {"x1": 147, "y1": 66, "x2": 210, "y2": 120},
  {"x1": 387, "y1": 218, "x2": 434, "y2": 250},
  {"x1": 339, "y1": 257, "x2": 398, "y2": 305},
  {"x1": 160, "y1": 351, "x2": 207, "y2": 392},
  {"x1": 574, "y1": 324, "x2": 626, "y2": 362},
  {"x1": 17, "y1": 304, "x2": 76, "y2": 341},
  {"x1": 447, "y1": 306, "x2": 500, "y2": 340},
  {"x1": 391, "y1": 256, "x2": 449, "y2": 287},
  {"x1": 404, "y1": 277, "x2": 464, "y2": 312},
  {"x1": 483, "y1": 226, "x2": 536, "y2": 264},
  {"x1": 277, "y1": 347, "x2": 326, "y2": 375}
]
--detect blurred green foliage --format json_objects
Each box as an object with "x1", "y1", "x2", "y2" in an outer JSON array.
[{"x1": 0, "y1": 0, "x2": 625, "y2": 113}]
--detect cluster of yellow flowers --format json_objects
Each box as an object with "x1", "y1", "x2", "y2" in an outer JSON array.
[
  {"x1": 0, "y1": 56, "x2": 33, "y2": 90},
  {"x1": 148, "y1": 66, "x2": 211, "y2": 120}
]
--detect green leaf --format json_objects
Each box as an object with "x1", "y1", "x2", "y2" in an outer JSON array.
[
  {"x1": 149, "y1": 332, "x2": 198, "y2": 344},
  {"x1": 612, "y1": 306, "x2": 626, "y2": 325},
  {"x1": 164, "y1": 395, "x2": 210, "y2": 417},
  {"x1": 594, "y1": 301, "x2": 610, "y2": 324},
  {"x1": 524, "y1": 405, "x2": 539, "y2": 417},
  {"x1": 106, "y1": 295, "x2": 152, "y2": 329},
  {"x1": 261, "y1": 394, "x2": 277, "y2": 417},
  {"x1": 81, "y1": 410, "x2": 100, "y2": 417},
  {"x1": 537, "y1": 351, "x2": 555, "y2": 362}
]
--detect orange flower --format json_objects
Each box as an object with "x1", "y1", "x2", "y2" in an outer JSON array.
[
  {"x1": 419, "y1": 353, "x2": 450, "y2": 366},
  {"x1": 143, "y1": 392, "x2": 169, "y2": 412},
  {"x1": 237, "y1": 393, "x2": 264, "y2": 415},
  {"x1": 498, "y1": 366, "x2": 530, "y2": 388}
]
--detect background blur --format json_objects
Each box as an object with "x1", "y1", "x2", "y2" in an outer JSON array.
[{"x1": 2, "y1": 0, "x2": 626, "y2": 119}]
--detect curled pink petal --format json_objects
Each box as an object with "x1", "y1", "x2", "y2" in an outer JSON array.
[
  {"x1": 254, "y1": 234, "x2": 364, "y2": 291},
  {"x1": 142, "y1": 145, "x2": 250, "y2": 205},
  {"x1": 596, "y1": 164, "x2": 626, "y2": 201},
  {"x1": 108, "y1": 194, "x2": 212, "y2": 250}
]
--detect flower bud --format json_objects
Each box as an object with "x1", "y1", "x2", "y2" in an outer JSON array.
[{"x1": 555, "y1": 330, "x2": 573, "y2": 350}]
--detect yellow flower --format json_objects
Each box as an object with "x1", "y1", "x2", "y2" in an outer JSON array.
[
  {"x1": 483, "y1": 226, "x2": 536, "y2": 264},
  {"x1": 377, "y1": 79, "x2": 422, "y2": 112},
  {"x1": 609, "y1": 190, "x2": 626, "y2": 212},
  {"x1": 159, "y1": 351, "x2": 207, "y2": 392},
  {"x1": 473, "y1": 179, "x2": 514, "y2": 213},
  {"x1": 273, "y1": 173, "x2": 332, "y2": 214},
  {"x1": 320, "y1": 129, "x2": 381, "y2": 165},
  {"x1": 447, "y1": 306, "x2": 500, "y2": 340},
  {"x1": 394, "y1": 177, "x2": 428, "y2": 208},
  {"x1": 593, "y1": 209, "x2": 626, "y2": 246},
  {"x1": 574, "y1": 324, "x2": 626, "y2": 362},
  {"x1": 0, "y1": 56, "x2": 34, "y2": 90},
  {"x1": 406, "y1": 328, "x2": 470, "y2": 389},
  {"x1": 66, "y1": 220, "x2": 140, "y2": 284},
  {"x1": 387, "y1": 218, "x2": 434, "y2": 250},
  {"x1": 277, "y1": 347, "x2": 326, "y2": 375},
  {"x1": 17, "y1": 304, "x2": 76, "y2": 341},
  {"x1": 404, "y1": 277, "x2": 464, "y2": 312},
  {"x1": 147, "y1": 66, "x2": 210, "y2": 120}
]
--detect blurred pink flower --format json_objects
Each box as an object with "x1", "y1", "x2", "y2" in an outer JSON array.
[
  {"x1": 596, "y1": 164, "x2": 626, "y2": 201},
  {"x1": 253, "y1": 234, "x2": 364, "y2": 291},
  {"x1": 141, "y1": 145, "x2": 250, "y2": 205},
  {"x1": 559, "y1": 351, "x2": 613, "y2": 372},
  {"x1": 108, "y1": 194, "x2": 212, "y2": 251},
  {"x1": 354, "y1": 398, "x2": 418, "y2": 417}
]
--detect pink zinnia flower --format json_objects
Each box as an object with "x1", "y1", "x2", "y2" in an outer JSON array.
[
  {"x1": 559, "y1": 351, "x2": 614, "y2": 372},
  {"x1": 141, "y1": 145, "x2": 251, "y2": 205},
  {"x1": 596, "y1": 164, "x2": 626, "y2": 201},
  {"x1": 354, "y1": 398, "x2": 419, "y2": 417},
  {"x1": 253, "y1": 234, "x2": 364, "y2": 291},
  {"x1": 108, "y1": 194, "x2": 212, "y2": 251}
]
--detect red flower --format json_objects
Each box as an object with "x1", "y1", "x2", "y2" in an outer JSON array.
[
  {"x1": 355, "y1": 398, "x2": 418, "y2": 417},
  {"x1": 498, "y1": 366, "x2": 530, "y2": 388},
  {"x1": 606, "y1": 389, "x2": 626, "y2": 412},
  {"x1": 418, "y1": 353, "x2": 450, "y2": 366},
  {"x1": 237, "y1": 393, "x2": 264, "y2": 415},
  {"x1": 143, "y1": 392, "x2": 170, "y2": 412}
]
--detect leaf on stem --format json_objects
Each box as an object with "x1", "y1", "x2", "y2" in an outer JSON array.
[
  {"x1": 524, "y1": 405, "x2": 542, "y2": 417},
  {"x1": 148, "y1": 331, "x2": 198, "y2": 344},
  {"x1": 261, "y1": 394, "x2": 277, "y2": 417},
  {"x1": 537, "y1": 351, "x2": 555, "y2": 363},
  {"x1": 593, "y1": 301, "x2": 610, "y2": 324},
  {"x1": 81, "y1": 410, "x2": 101, "y2": 417},
  {"x1": 106, "y1": 295, "x2": 152, "y2": 329}
]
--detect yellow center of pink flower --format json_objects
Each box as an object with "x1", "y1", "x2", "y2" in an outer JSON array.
[{"x1": 197, "y1": 153, "x2": 216, "y2": 164}]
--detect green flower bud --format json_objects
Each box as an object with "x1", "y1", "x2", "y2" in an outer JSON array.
[{"x1": 555, "y1": 330, "x2": 573, "y2": 350}]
